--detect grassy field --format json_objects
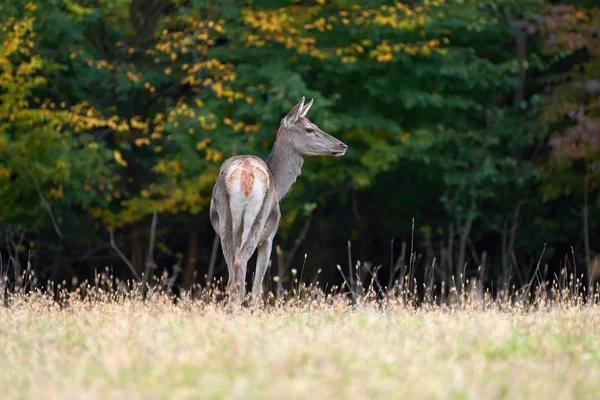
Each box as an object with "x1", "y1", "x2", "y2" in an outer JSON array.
[{"x1": 1, "y1": 293, "x2": 599, "y2": 400}]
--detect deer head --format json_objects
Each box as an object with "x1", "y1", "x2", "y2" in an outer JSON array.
[{"x1": 280, "y1": 97, "x2": 348, "y2": 157}]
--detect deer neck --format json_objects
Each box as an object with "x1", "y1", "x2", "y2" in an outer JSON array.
[{"x1": 266, "y1": 135, "x2": 304, "y2": 202}]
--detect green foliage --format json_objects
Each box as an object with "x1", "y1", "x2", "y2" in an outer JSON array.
[
  {"x1": 0, "y1": 16, "x2": 113, "y2": 232},
  {"x1": 0, "y1": 0, "x2": 598, "y2": 291}
]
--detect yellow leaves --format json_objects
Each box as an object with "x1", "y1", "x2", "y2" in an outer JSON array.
[
  {"x1": 143, "y1": 81, "x2": 156, "y2": 93},
  {"x1": 242, "y1": 9, "x2": 324, "y2": 57},
  {"x1": 126, "y1": 71, "x2": 140, "y2": 83},
  {"x1": 135, "y1": 138, "x2": 150, "y2": 147},
  {"x1": 0, "y1": 167, "x2": 12, "y2": 179},
  {"x1": 245, "y1": 34, "x2": 266, "y2": 47},
  {"x1": 0, "y1": 18, "x2": 117, "y2": 151},
  {"x1": 153, "y1": 16, "x2": 225, "y2": 68},
  {"x1": 130, "y1": 117, "x2": 149, "y2": 132},
  {"x1": 153, "y1": 160, "x2": 182, "y2": 176},
  {"x1": 395, "y1": 2, "x2": 413, "y2": 16},
  {"x1": 65, "y1": 2, "x2": 93, "y2": 17},
  {"x1": 205, "y1": 81, "x2": 246, "y2": 103},
  {"x1": 367, "y1": 36, "x2": 445, "y2": 62},
  {"x1": 113, "y1": 150, "x2": 128, "y2": 167},
  {"x1": 94, "y1": 59, "x2": 116, "y2": 71},
  {"x1": 220, "y1": 117, "x2": 257, "y2": 133},
  {"x1": 88, "y1": 207, "x2": 103, "y2": 219},
  {"x1": 55, "y1": 159, "x2": 67, "y2": 170},
  {"x1": 232, "y1": 121, "x2": 245, "y2": 133},
  {"x1": 116, "y1": 120, "x2": 130, "y2": 132},
  {"x1": 246, "y1": 2, "x2": 447, "y2": 64},
  {"x1": 196, "y1": 138, "x2": 211, "y2": 150},
  {"x1": 212, "y1": 82, "x2": 224, "y2": 97},
  {"x1": 181, "y1": 59, "x2": 236, "y2": 87},
  {"x1": 205, "y1": 148, "x2": 223, "y2": 162},
  {"x1": 242, "y1": 9, "x2": 286, "y2": 33},
  {"x1": 25, "y1": 2, "x2": 37, "y2": 11},
  {"x1": 198, "y1": 115, "x2": 217, "y2": 131},
  {"x1": 1, "y1": 18, "x2": 36, "y2": 62},
  {"x1": 376, "y1": 53, "x2": 394, "y2": 62},
  {"x1": 244, "y1": 124, "x2": 259, "y2": 133},
  {"x1": 48, "y1": 184, "x2": 64, "y2": 200}
]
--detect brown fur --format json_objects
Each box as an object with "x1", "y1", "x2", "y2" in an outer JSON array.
[
  {"x1": 240, "y1": 170, "x2": 255, "y2": 197},
  {"x1": 225, "y1": 158, "x2": 269, "y2": 198}
]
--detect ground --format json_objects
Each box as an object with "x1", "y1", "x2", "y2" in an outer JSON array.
[{"x1": 1, "y1": 294, "x2": 599, "y2": 399}]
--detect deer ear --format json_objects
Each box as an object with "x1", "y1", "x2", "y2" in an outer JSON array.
[
  {"x1": 299, "y1": 98, "x2": 314, "y2": 118},
  {"x1": 283, "y1": 97, "x2": 305, "y2": 128}
]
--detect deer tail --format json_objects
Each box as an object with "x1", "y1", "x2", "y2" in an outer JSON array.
[{"x1": 233, "y1": 199, "x2": 269, "y2": 270}]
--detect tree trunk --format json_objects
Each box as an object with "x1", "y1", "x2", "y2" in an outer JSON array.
[
  {"x1": 447, "y1": 223, "x2": 454, "y2": 287},
  {"x1": 501, "y1": 221, "x2": 508, "y2": 283},
  {"x1": 457, "y1": 217, "x2": 474, "y2": 291},
  {"x1": 501, "y1": 201, "x2": 522, "y2": 290},
  {"x1": 505, "y1": 9, "x2": 527, "y2": 110},
  {"x1": 130, "y1": 223, "x2": 144, "y2": 277},
  {"x1": 276, "y1": 244, "x2": 285, "y2": 300},
  {"x1": 584, "y1": 165, "x2": 591, "y2": 292},
  {"x1": 182, "y1": 229, "x2": 198, "y2": 291},
  {"x1": 206, "y1": 235, "x2": 220, "y2": 288},
  {"x1": 507, "y1": 202, "x2": 522, "y2": 265},
  {"x1": 513, "y1": 31, "x2": 526, "y2": 109}
]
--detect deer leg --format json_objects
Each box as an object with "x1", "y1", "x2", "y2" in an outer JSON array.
[
  {"x1": 252, "y1": 207, "x2": 279, "y2": 302},
  {"x1": 217, "y1": 210, "x2": 236, "y2": 290},
  {"x1": 221, "y1": 235, "x2": 235, "y2": 288},
  {"x1": 232, "y1": 230, "x2": 264, "y2": 301},
  {"x1": 252, "y1": 235, "x2": 275, "y2": 301},
  {"x1": 227, "y1": 233, "x2": 239, "y2": 289}
]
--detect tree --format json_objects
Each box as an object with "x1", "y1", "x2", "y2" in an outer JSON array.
[
  {"x1": 0, "y1": 13, "x2": 113, "y2": 281},
  {"x1": 535, "y1": 3, "x2": 600, "y2": 290}
]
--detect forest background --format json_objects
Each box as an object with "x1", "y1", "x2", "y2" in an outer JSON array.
[{"x1": 0, "y1": 0, "x2": 598, "y2": 298}]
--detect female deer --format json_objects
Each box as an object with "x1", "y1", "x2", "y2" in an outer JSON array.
[{"x1": 209, "y1": 97, "x2": 347, "y2": 301}]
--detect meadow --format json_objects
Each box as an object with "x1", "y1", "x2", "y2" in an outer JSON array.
[
  {"x1": 2, "y1": 1, "x2": 599, "y2": 398},
  {"x1": 1, "y1": 285, "x2": 599, "y2": 400}
]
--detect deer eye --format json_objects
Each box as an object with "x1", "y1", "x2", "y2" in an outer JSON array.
[{"x1": 305, "y1": 128, "x2": 315, "y2": 134}]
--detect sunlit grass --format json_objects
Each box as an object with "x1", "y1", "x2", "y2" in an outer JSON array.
[{"x1": 0, "y1": 280, "x2": 599, "y2": 400}]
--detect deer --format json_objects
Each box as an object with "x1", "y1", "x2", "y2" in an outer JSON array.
[{"x1": 209, "y1": 97, "x2": 348, "y2": 302}]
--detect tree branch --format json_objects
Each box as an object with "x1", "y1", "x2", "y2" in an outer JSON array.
[
  {"x1": 141, "y1": 210, "x2": 158, "y2": 294},
  {"x1": 284, "y1": 208, "x2": 314, "y2": 271},
  {"x1": 109, "y1": 229, "x2": 142, "y2": 281},
  {"x1": 23, "y1": 166, "x2": 63, "y2": 239}
]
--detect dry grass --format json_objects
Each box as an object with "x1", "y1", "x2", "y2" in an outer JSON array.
[{"x1": 0, "y1": 288, "x2": 599, "y2": 400}]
